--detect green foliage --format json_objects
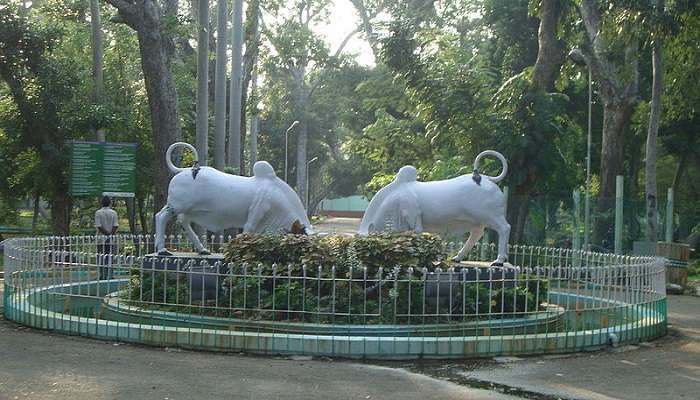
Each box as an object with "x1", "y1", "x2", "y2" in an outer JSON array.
[
  {"x1": 0, "y1": 0, "x2": 697, "y2": 249},
  {"x1": 351, "y1": 232, "x2": 447, "y2": 270},
  {"x1": 492, "y1": 277, "x2": 549, "y2": 314},
  {"x1": 687, "y1": 259, "x2": 700, "y2": 279},
  {"x1": 122, "y1": 269, "x2": 190, "y2": 308},
  {"x1": 224, "y1": 231, "x2": 447, "y2": 273},
  {"x1": 224, "y1": 233, "x2": 334, "y2": 269}
]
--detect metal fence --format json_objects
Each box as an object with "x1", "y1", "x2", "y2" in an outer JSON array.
[{"x1": 2, "y1": 235, "x2": 667, "y2": 358}]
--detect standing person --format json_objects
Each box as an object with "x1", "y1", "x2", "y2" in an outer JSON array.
[{"x1": 95, "y1": 195, "x2": 119, "y2": 280}]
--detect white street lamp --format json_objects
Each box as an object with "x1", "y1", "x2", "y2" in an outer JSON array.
[
  {"x1": 583, "y1": 65, "x2": 592, "y2": 251},
  {"x1": 568, "y1": 49, "x2": 594, "y2": 251},
  {"x1": 306, "y1": 156, "x2": 318, "y2": 211},
  {"x1": 285, "y1": 120, "x2": 300, "y2": 183}
]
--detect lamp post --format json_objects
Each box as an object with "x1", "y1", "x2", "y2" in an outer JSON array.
[
  {"x1": 584, "y1": 65, "x2": 592, "y2": 251},
  {"x1": 568, "y1": 49, "x2": 594, "y2": 251},
  {"x1": 285, "y1": 120, "x2": 300, "y2": 183},
  {"x1": 306, "y1": 156, "x2": 318, "y2": 211}
]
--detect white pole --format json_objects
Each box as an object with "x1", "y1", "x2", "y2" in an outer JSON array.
[
  {"x1": 285, "y1": 121, "x2": 299, "y2": 183},
  {"x1": 573, "y1": 189, "x2": 581, "y2": 251},
  {"x1": 614, "y1": 175, "x2": 624, "y2": 255},
  {"x1": 306, "y1": 157, "x2": 318, "y2": 210}
]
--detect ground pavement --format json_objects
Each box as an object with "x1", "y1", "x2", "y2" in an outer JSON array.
[
  {"x1": 313, "y1": 216, "x2": 361, "y2": 235},
  {"x1": 1, "y1": 264, "x2": 699, "y2": 399},
  {"x1": 406, "y1": 294, "x2": 699, "y2": 400}
]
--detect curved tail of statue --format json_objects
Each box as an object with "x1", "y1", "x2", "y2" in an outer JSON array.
[
  {"x1": 473, "y1": 150, "x2": 508, "y2": 183},
  {"x1": 166, "y1": 142, "x2": 199, "y2": 175}
]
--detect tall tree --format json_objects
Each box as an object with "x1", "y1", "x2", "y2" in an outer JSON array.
[
  {"x1": 238, "y1": 0, "x2": 261, "y2": 174},
  {"x1": 645, "y1": 0, "x2": 665, "y2": 242},
  {"x1": 213, "y1": 0, "x2": 227, "y2": 170},
  {"x1": 0, "y1": 7, "x2": 77, "y2": 234},
  {"x1": 249, "y1": 57, "x2": 259, "y2": 170},
  {"x1": 570, "y1": 0, "x2": 640, "y2": 242},
  {"x1": 380, "y1": 0, "x2": 570, "y2": 242},
  {"x1": 228, "y1": 0, "x2": 244, "y2": 171},
  {"x1": 90, "y1": 0, "x2": 106, "y2": 142},
  {"x1": 265, "y1": 0, "x2": 357, "y2": 205},
  {"x1": 506, "y1": 0, "x2": 567, "y2": 242},
  {"x1": 105, "y1": 0, "x2": 181, "y2": 210},
  {"x1": 196, "y1": 0, "x2": 209, "y2": 165}
]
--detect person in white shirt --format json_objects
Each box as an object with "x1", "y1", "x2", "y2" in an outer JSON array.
[{"x1": 95, "y1": 196, "x2": 119, "y2": 280}]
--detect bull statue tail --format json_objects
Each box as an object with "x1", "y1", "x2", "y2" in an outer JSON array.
[
  {"x1": 166, "y1": 142, "x2": 199, "y2": 176},
  {"x1": 473, "y1": 150, "x2": 508, "y2": 184}
]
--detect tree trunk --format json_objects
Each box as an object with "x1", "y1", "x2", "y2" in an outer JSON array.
[
  {"x1": 509, "y1": 190, "x2": 531, "y2": 244},
  {"x1": 137, "y1": 196, "x2": 149, "y2": 234},
  {"x1": 599, "y1": 101, "x2": 633, "y2": 200},
  {"x1": 213, "y1": 0, "x2": 227, "y2": 170},
  {"x1": 227, "y1": 0, "x2": 244, "y2": 172},
  {"x1": 126, "y1": 197, "x2": 137, "y2": 233},
  {"x1": 671, "y1": 153, "x2": 687, "y2": 195},
  {"x1": 89, "y1": 0, "x2": 105, "y2": 142},
  {"x1": 240, "y1": 0, "x2": 261, "y2": 174},
  {"x1": 504, "y1": 0, "x2": 564, "y2": 244},
  {"x1": 196, "y1": 0, "x2": 209, "y2": 165},
  {"x1": 31, "y1": 190, "x2": 40, "y2": 234},
  {"x1": 531, "y1": 0, "x2": 564, "y2": 91},
  {"x1": 106, "y1": 0, "x2": 183, "y2": 212},
  {"x1": 645, "y1": 0, "x2": 664, "y2": 242},
  {"x1": 249, "y1": 60, "x2": 259, "y2": 171},
  {"x1": 138, "y1": 39, "x2": 180, "y2": 211},
  {"x1": 593, "y1": 100, "x2": 634, "y2": 245},
  {"x1": 577, "y1": 0, "x2": 640, "y2": 246},
  {"x1": 50, "y1": 191, "x2": 72, "y2": 236}
]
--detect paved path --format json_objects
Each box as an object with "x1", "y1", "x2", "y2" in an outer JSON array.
[
  {"x1": 433, "y1": 294, "x2": 700, "y2": 400},
  {"x1": 313, "y1": 217, "x2": 361, "y2": 235}
]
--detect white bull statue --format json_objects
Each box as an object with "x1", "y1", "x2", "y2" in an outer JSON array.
[
  {"x1": 358, "y1": 150, "x2": 511, "y2": 266},
  {"x1": 155, "y1": 142, "x2": 313, "y2": 255}
]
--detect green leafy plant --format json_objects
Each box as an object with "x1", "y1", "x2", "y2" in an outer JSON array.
[
  {"x1": 121, "y1": 268, "x2": 190, "y2": 309},
  {"x1": 223, "y1": 231, "x2": 447, "y2": 274}
]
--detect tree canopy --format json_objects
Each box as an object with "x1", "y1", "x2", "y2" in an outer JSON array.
[{"x1": 0, "y1": 0, "x2": 698, "y2": 250}]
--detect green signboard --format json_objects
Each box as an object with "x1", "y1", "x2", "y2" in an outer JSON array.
[{"x1": 69, "y1": 141, "x2": 137, "y2": 197}]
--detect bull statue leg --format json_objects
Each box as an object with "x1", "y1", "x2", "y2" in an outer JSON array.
[
  {"x1": 177, "y1": 215, "x2": 210, "y2": 255},
  {"x1": 452, "y1": 226, "x2": 484, "y2": 262},
  {"x1": 155, "y1": 205, "x2": 176, "y2": 256},
  {"x1": 489, "y1": 216, "x2": 511, "y2": 266}
]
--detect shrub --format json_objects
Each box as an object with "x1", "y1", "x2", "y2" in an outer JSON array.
[
  {"x1": 223, "y1": 231, "x2": 447, "y2": 274},
  {"x1": 122, "y1": 268, "x2": 190, "y2": 309},
  {"x1": 122, "y1": 233, "x2": 548, "y2": 325},
  {"x1": 688, "y1": 259, "x2": 700, "y2": 279}
]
